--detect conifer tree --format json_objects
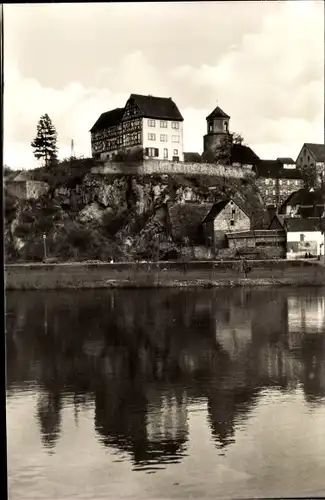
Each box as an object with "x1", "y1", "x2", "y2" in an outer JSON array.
[{"x1": 31, "y1": 114, "x2": 58, "y2": 167}]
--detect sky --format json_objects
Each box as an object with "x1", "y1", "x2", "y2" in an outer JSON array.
[{"x1": 3, "y1": 0, "x2": 325, "y2": 170}]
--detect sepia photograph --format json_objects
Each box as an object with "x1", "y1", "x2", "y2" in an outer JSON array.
[{"x1": 3, "y1": 1, "x2": 325, "y2": 499}]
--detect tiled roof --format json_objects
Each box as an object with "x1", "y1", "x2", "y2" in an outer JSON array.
[
  {"x1": 130, "y1": 94, "x2": 184, "y2": 121},
  {"x1": 231, "y1": 144, "x2": 260, "y2": 165},
  {"x1": 305, "y1": 143, "x2": 325, "y2": 162},
  {"x1": 255, "y1": 160, "x2": 303, "y2": 179},
  {"x1": 203, "y1": 199, "x2": 229, "y2": 223},
  {"x1": 284, "y1": 217, "x2": 323, "y2": 232},
  {"x1": 90, "y1": 108, "x2": 124, "y2": 132},
  {"x1": 269, "y1": 213, "x2": 286, "y2": 229},
  {"x1": 206, "y1": 106, "x2": 230, "y2": 120},
  {"x1": 167, "y1": 202, "x2": 213, "y2": 242},
  {"x1": 298, "y1": 204, "x2": 324, "y2": 218}
]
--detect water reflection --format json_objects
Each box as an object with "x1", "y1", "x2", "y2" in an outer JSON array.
[{"x1": 6, "y1": 288, "x2": 325, "y2": 471}]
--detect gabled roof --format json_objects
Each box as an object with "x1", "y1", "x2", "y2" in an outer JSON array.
[
  {"x1": 231, "y1": 144, "x2": 260, "y2": 165},
  {"x1": 206, "y1": 106, "x2": 230, "y2": 120},
  {"x1": 203, "y1": 200, "x2": 229, "y2": 222},
  {"x1": 305, "y1": 143, "x2": 325, "y2": 162},
  {"x1": 255, "y1": 160, "x2": 303, "y2": 179},
  {"x1": 269, "y1": 213, "x2": 286, "y2": 229},
  {"x1": 167, "y1": 202, "x2": 213, "y2": 243},
  {"x1": 90, "y1": 108, "x2": 124, "y2": 132},
  {"x1": 129, "y1": 94, "x2": 184, "y2": 121},
  {"x1": 202, "y1": 198, "x2": 250, "y2": 223},
  {"x1": 281, "y1": 188, "x2": 324, "y2": 208}
]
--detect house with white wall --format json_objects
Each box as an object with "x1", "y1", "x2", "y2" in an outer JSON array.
[
  {"x1": 90, "y1": 93, "x2": 184, "y2": 162},
  {"x1": 270, "y1": 216, "x2": 324, "y2": 259}
]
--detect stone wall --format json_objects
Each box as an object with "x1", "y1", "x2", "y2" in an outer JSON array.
[
  {"x1": 91, "y1": 159, "x2": 254, "y2": 179},
  {"x1": 227, "y1": 230, "x2": 286, "y2": 259}
]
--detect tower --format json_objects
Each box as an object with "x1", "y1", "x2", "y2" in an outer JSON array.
[{"x1": 203, "y1": 105, "x2": 231, "y2": 154}]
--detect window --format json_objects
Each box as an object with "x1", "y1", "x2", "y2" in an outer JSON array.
[
  {"x1": 232, "y1": 208, "x2": 236, "y2": 216},
  {"x1": 307, "y1": 155, "x2": 310, "y2": 162},
  {"x1": 300, "y1": 233, "x2": 305, "y2": 242},
  {"x1": 172, "y1": 135, "x2": 180, "y2": 143},
  {"x1": 295, "y1": 180, "x2": 299, "y2": 185},
  {"x1": 224, "y1": 121, "x2": 228, "y2": 131},
  {"x1": 265, "y1": 189, "x2": 269, "y2": 195},
  {"x1": 287, "y1": 180, "x2": 290, "y2": 185},
  {"x1": 163, "y1": 148, "x2": 168, "y2": 159},
  {"x1": 272, "y1": 190, "x2": 276, "y2": 195},
  {"x1": 173, "y1": 149, "x2": 178, "y2": 155},
  {"x1": 148, "y1": 119, "x2": 156, "y2": 127},
  {"x1": 209, "y1": 124, "x2": 213, "y2": 132},
  {"x1": 148, "y1": 133, "x2": 156, "y2": 141},
  {"x1": 145, "y1": 147, "x2": 159, "y2": 158},
  {"x1": 160, "y1": 134, "x2": 168, "y2": 142},
  {"x1": 160, "y1": 121, "x2": 168, "y2": 128},
  {"x1": 171, "y1": 122, "x2": 179, "y2": 129},
  {"x1": 230, "y1": 220, "x2": 234, "y2": 227},
  {"x1": 265, "y1": 179, "x2": 269, "y2": 185},
  {"x1": 279, "y1": 180, "x2": 283, "y2": 185}
]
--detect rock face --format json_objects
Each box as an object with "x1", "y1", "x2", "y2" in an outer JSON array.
[{"x1": 4, "y1": 171, "x2": 265, "y2": 262}]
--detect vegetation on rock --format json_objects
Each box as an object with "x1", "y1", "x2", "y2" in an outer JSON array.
[{"x1": 4, "y1": 157, "x2": 268, "y2": 263}]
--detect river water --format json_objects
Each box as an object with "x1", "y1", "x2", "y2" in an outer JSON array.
[{"x1": 5, "y1": 287, "x2": 325, "y2": 499}]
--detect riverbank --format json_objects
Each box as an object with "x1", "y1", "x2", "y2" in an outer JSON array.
[{"x1": 5, "y1": 260, "x2": 325, "y2": 290}]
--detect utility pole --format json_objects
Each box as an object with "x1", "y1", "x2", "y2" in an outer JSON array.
[{"x1": 43, "y1": 233, "x2": 47, "y2": 261}]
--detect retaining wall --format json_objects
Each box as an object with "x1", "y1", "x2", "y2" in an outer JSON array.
[
  {"x1": 91, "y1": 160, "x2": 254, "y2": 179},
  {"x1": 5, "y1": 260, "x2": 325, "y2": 290}
]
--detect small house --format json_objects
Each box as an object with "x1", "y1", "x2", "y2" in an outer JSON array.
[
  {"x1": 202, "y1": 199, "x2": 251, "y2": 249},
  {"x1": 270, "y1": 216, "x2": 325, "y2": 259}
]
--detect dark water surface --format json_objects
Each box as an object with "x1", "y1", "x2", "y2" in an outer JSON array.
[{"x1": 6, "y1": 287, "x2": 325, "y2": 499}]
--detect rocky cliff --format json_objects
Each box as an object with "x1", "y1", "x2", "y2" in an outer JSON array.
[{"x1": 4, "y1": 159, "x2": 267, "y2": 263}]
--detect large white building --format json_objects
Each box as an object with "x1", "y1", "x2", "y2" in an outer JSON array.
[{"x1": 90, "y1": 93, "x2": 184, "y2": 162}]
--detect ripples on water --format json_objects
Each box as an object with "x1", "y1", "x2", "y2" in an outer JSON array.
[{"x1": 6, "y1": 287, "x2": 325, "y2": 499}]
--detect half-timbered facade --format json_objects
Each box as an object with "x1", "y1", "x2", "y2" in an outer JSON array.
[{"x1": 90, "y1": 94, "x2": 184, "y2": 161}]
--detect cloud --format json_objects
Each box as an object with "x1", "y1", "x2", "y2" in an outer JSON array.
[{"x1": 3, "y1": 1, "x2": 324, "y2": 169}]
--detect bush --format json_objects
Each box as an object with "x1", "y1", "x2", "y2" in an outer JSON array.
[{"x1": 32, "y1": 157, "x2": 98, "y2": 190}]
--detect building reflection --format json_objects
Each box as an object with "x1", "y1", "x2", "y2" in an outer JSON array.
[{"x1": 5, "y1": 288, "x2": 325, "y2": 463}]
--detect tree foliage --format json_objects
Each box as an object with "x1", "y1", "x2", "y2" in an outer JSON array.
[
  {"x1": 31, "y1": 114, "x2": 58, "y2": 168},
  {"x1": 201, "y1": 133, "x2": 233, "y2": 165}
]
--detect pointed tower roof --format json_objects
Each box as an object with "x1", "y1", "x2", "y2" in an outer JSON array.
[{"x1": 206, "y1": 106, "x2": 230, "y2": 120}]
